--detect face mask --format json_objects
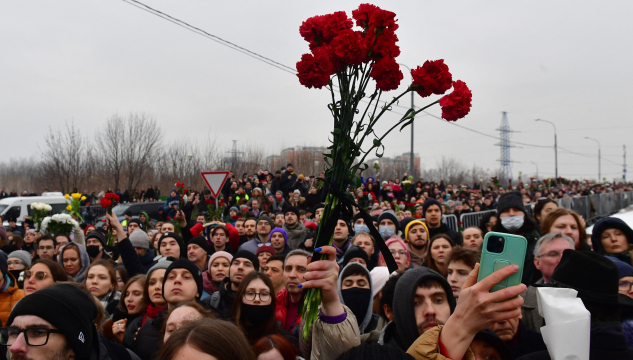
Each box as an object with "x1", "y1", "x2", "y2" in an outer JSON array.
[
  {"x1": 86, "y1": 245, "x2": 101, "y2": 258},
  {"x1": 500, "y1": 216, "x2": 524, "y2": 232},
  {"x1": 379, "y1": 226, "x2": 395, "y2": 239},
  {"x1": 354, "y1": 224, "x2": 369, "y2": 234},
  {"x1": 240, "y1": 303, "x2": 274, "y2": 324},
  {"x1": 342, "y1": 288, "x2": 371, "y2": 322}
]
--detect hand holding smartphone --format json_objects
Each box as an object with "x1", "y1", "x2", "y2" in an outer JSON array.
[{"x1": 477, "y1": 231, "x2": 527, "y2": 293}]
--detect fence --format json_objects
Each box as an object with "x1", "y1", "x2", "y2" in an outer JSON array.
[
  {"x1": 458, "y1": 191, "x2": 633, "y2": 231},
  {"x1": 79, "y1": 205, "x2": 108, "y2": 218}
]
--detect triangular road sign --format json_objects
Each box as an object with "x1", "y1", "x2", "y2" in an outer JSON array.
[{"x1": 200, "y1": 171, "x2": 230, "y2": 198}]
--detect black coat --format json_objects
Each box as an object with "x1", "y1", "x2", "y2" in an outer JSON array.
[
  {"x1": 517, "y1": 324, "x2": 633, "y2": 360},
  {"x1": 202, "y1": 277, "x2": 236, "y2": 320},
  {"x1": 128, "y1": 310, "x2": 166, "y2": 360},
  {"x1": 428, "y1": 223, "x2": 463, "y2": 246},
  {"x1": 508, "y1": 321, "x2": 547, "y2": 359}
]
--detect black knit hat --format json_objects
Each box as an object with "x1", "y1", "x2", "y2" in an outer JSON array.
[
  {"x1": 257, "y1": 215, "x2": 274, "y2": 229},
  {"x1": 186, "y1": 236, "x2": 209, "y2": 254},
  {"x1": 158, "y1": 232, "x2": 186, "y2": 258},
  {"x1": 284, "y1": 206, "x2": 300, "y2": 219},
  {"x1": 86, "y1": 231, "x2": 106, "y2": 248},
  {"x1": 378, "y1": 210, "x2": 400, "y2": 234},
  {"x1": 496, "y1": 192, "x2": 525, "y2": 215},
  {"x1": 7, "y1": 283, "x2": 98, "y2": 359},
  {"x1": 335, "y1": 342, "x2": 414, "y2": 360},
  {"x1": 422, "y1": 198, "x2": 442, "y2": 216},
  {"x1": 341, "y1": 245, "x2": 369, "y2": 268},
  {"x1": 590, "y1": 217, "x2": 633, "y2": 255},
  {"x1": 127, "y1": 218, "x2": 143, "y2": 229},
  {"x1": 162, "y1": 258, "x2": 204, "y2": 299},
  {"x1": 232, "y1": 250, "x2": 260, "y2": 271}
]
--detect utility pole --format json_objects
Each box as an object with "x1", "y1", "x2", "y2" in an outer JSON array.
[
  {"x1": 398, "y1": 63, "x2": 415, "y2": 178},
  {"x1": 534, "y1": 119, "x2": 558, "y2": 179},
  {"x1": 622, "y1": 145, "x2": 626, "y2": 183},
  {"x1": 495, "y1": 112, "x2": 517, "y2": 182}
]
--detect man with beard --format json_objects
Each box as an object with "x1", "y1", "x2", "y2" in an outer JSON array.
[
  {"x1": 404, "y1": 220, "x2": 430, "y2": 268},
  {"x1": 283, "y1": 207, "x2": 307, "y2": 249},
  {"x1": 242, "y1": 218, "x2": 257, "y2": 243},
  {"x1": 238, "y1": 216, "x2": 273, "y2": 254},
  {"x1": 377, "y1": 267, "x2": 455, "y2": 352},
  {"x1": 273, "y1": 211, "x2": 285, "y2": 228},
  {"x1": 204, "y1": 250, "x2": 259, "y2": 319},
  {"x1": 276, "y1": 249, "x2": 309, "y2": 338}
]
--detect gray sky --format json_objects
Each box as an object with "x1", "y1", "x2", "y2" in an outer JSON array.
[{"x1": 1, "y1": 0, "x2": 632, "y2": 181}]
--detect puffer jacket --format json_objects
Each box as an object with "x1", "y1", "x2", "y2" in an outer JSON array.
[
  {"x1": 406, "y1": 325, "x2": 475, "y2": 360},
  {"x1": 299, "y1": 305, "x2": 361, "y2": 360},
  {"x1": 275, "y1": 288, "x2": 302, "y2": 333},
  {"x1": 0, "y1": 273, "x2": 25, "y2": 326}
]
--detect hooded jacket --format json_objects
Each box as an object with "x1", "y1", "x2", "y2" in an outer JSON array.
[
  {"x1": 337, "y1": 262, "x2": 379, "y2": 334},
  {"x1": 0, "y1": 272, "x2": 24, "y2": 326},
  {"x1": 58, "y1": 242, "x2": 91, "y2": 283},
  {"x1": 380, "y1": 267, "x2": 456, "y2": 351}
]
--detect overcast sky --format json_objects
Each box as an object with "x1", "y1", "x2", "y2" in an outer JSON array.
[{"x1": 1, "y1": 1, "x2": 632, "y2": 182}]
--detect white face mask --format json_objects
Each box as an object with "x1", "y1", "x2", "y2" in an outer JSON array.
[
  {"x1": 379, "y1": 226, "x2": 395, "y2": 239},
  {"x1": 501, "y1": 215, "x2": 524, "y2": 231}
]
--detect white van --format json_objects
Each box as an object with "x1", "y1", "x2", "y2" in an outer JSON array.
[{"x1": 0, "y1": 192, "x2": 70, "y2": 226}]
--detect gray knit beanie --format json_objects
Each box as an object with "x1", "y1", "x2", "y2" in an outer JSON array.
[
  {"x1": 147, "y1": 258, "x2": 173, "y2": 278},
  {"x1": 8, "y1": 250, "x2": 31, "y2": 268},
  {"x1": 129, "y1": 229, "x2": 150, "y2": 249}
]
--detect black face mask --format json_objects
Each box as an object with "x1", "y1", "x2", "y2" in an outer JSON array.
[
  {"x1": 86, "y1": 245, "x2": 101, "y2": 258},
  {"x1": 342, "y1": 287, "x2": 371, "y2": 322},
  {"x1": 240, "y1": 303, "x2": 274, "y2": 325}
]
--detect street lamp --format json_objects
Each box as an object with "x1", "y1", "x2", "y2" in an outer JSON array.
[
  {"x1": 399, "y1": 63, "x2": 415, "y2": 178},
  {"x1": 584, "y1": 137, "x2": 601, "y2": 181},
  {"x1": 535, "y1": 119, "x2": 558, "y2": 179}
]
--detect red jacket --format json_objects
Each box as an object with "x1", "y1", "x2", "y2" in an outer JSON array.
[
  {"x1": 275, "y1": 288, "x2": 302, "y2": 332},
  {"x1": 225, "y1": 223, "x2": 240, "y2": 251}
]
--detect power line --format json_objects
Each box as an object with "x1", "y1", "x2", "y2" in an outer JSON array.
[{"x1": 119, "y1": 0, "x2": 297, "y2": 75}]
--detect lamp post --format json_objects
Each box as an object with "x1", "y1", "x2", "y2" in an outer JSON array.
[
  {"x1": 399, "y1": 63, "x2": 415, "y2": 178},
  {"x1": 585, "y1": 137, "x2": 601, "y2": 181},
  {"x1": 535, "y1": 119, "x2": 558, "y2": 179}
]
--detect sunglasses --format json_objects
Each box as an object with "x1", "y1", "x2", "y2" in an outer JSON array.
[{"x1": 24, "y1": 271, "x2": 48, "y2": 281}]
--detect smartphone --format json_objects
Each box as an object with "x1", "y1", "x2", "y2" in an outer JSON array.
[{"x1": 477, "y1": 231, "x2": 527, "y2": 293}]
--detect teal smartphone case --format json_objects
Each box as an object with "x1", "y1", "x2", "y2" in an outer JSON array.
[{"x1": 476, "y1": 231, "x2": 527, "y2": 292}]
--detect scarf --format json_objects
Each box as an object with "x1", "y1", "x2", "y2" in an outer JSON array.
[{"x1": 142, "y1": 303, "x2": 165, "y2": 326}]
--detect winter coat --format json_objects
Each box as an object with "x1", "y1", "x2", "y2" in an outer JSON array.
[
  {"x1": 275, "y1": 288, "x2": 303, "y2": 334},
  {"x1": 237, "y1": 234, "x2": 267, "y2": 254},
  {"x1": 116, "y1": 238, "x2": 149, "y2": 277},
  {"x1": 0, "y1": 273, "x2": 24, "y2": 326},
  {"x1": 521, "y1": 279, "x2": 545, "y2": 333},
  {"x1": 406, "y1": 325, "x2": 475, "y2": 360},
  {"x1": 95, "y1": 333, "x2": 139, "y2": 360},
  {"x1": 280, "y1": 172, "x2": 298, "y2": 195},
  {"x1": 508, "y1": 321, "x2": 547, "y2": 359},
  {"x1": 517, "y1": 323, "x2": 633, "y2": 360},
  {"x1": 299, "y1": 305, "x2": 361, "y2": 360},
  {"x1": 427, "y1": 223, "x2": 463, "y2": 247},
  {"x1": 163, "y1": 193, "x2": 179, "y2": 219},
  {"x1": 100, "y1": 290, "x2": 122, "y2": 318},
  {"x1": 284, "y1": 221, "x2": 308, "y2": 250},
  {"x1": 129, "y1": 309, "x2": 166, "y2": 360},
  {"x1": 202, "y1": 277, "x2": 235, "y2": 320},
  {"x1": 337, "y1": 262, "x2": 379, "y2": 334}
]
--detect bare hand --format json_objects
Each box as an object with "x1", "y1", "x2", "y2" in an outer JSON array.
[
  {"x1": 300, "y1": 246, "x2": 343, "y2": 316},
  {"x1": 112, "y1": 318, "x2": 127, "y2": 344},
  {"x1": 304, "y1": 238, "x2": 314, "y2": 248}
]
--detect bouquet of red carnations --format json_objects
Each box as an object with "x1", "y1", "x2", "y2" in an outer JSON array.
[{"x1": 101, "y1": 193, "x2": 120, "y2": 246}]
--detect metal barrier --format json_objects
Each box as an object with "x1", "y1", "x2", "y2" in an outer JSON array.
[
  {"x1": 79, "y1": 206, "x2": 107, "y2": 218},
  {"x1": 460, "y1": 210, "x2": 495, "y2": 229},
  {"x1": 419, "y1": 214, "x2": 459, "y2": 232}
]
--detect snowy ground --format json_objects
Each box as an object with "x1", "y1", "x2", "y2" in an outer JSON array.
[{"x1": 585, "y1": 205, "x2": 633, "y2": 235}]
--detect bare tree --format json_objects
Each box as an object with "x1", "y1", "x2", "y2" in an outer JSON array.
[
  {"x1": 96, "y1": 114, "x2": 126, "y2": 190},
  {"x1": 39, "y1": 121, "x2": 90, "y2": 193}
]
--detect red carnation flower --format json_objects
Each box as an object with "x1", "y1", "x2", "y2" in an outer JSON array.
[
  {"x1": 439, "y1": 80, "x2": 472, "y2": 121},
  {"x1": 411, "y1": 60, "x2": 452, "y2": 97},
  {"x1": 352, "y1": 3, "x2": 380, "y2": 28},
  {"x1": 300, "y1": 15, "x2": 326, "y2": 44},
  {"x1": 296, "y1": 47, "x2": 333, "y2": 89},
  {"x1": 205, "y1": 199, "x2": 214, "y2": 205},
  {"x1": 100, "y1": 198, "x2": 112, "y2": 208},
  {"x1": 370, "y1": 57, "x2": 403, "y2": 91},
  {"x1": 369, "y1": 9, "x2": 398, "y2": 32},
  {"x1": 368, "y1": 29, "x2": 400, "y2": 59},
  {"x1": 322, "y1": 11, "x2": 353, "y2": 44},
  {"x1": 331, "y1": 29, "x2": 368, "y2": 66}
]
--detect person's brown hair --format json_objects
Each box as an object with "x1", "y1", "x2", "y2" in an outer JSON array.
[
  {"x1": 540, "y1": 208, "x2": 588, "y2": 250},
  {"x1": 11, "y1": 234, "x2": 24, "y2": 248},
  {"x1": 160, "y1": 301, "x2": 214, "y2": 341},
  {"x1": 426, "y1": 234, "x2": 455, "y2": 276},
  {"x1": 156, "y1": 318, "x2": 255, "y2": 360},
  {"x1": 84, "y1": 259, "x2": 117, "y2": 291},
  {"x1": 60, "y1": 282, "x2": 106, "y2": 329},
  {"x1": 446, "y1": 246, "x2": 480, "y2": 269},
  {"x1": 230, "y1": 271, "x2": 278, "y2": 344},
  {"x1": 252, "y1": 334, "x2": 298, "y2": 360},
  {"x1": 31, "y1": 259, "x2": 69, "y2": 282},
  {"x1": 116, "y1": 267, "x2": 129, "y2": 289},
  {"x1": 118, "y1": 274, "x2": 147, "y2": 313},
  {"x1": 211, "y1": 225, "x2": 229, "y2": 238}
]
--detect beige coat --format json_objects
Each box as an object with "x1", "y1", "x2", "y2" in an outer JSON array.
[
  {"x1": 406, "y1": 325, "x2": 475, "y2": 360},
  {"x1": 300, "y1": 305, "x2": 361, "y2": 360}
]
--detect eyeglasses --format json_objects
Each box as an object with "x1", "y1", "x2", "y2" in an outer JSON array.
[
  {"x1": 243, "y1": 291, "x2": 271, "y2": 302},
  {"x1": 6, "y1": 261, "x2": 23, "y2": 267},
  {"x1": 619, "y1": 281, "x2": 633, "y2": 292},
  {"x1": 536, "y1": 250, "x2": 563, "y2": 259},
  {"x1": 24, "y1": 271, "x2": 48, "y2": 281},
  {"x1": 390, "y1": 250, "x2": 407, "y2": 257},
  {"x1": 0, "y1": 327, "x2": 64, "y2": 346}
]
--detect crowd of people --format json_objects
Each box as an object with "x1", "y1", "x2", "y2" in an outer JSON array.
[{"x1": 0, "y1": 166, "x2": 632, "y2": 360}]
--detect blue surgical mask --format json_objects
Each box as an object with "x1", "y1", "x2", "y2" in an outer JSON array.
[
  {"x1": 354, "y1": 224, "x2": 369, "y2": 234},
  {"x1": 500, "y1": 216, "x2": 524, "y2": 232},
  {"x1": 379, "y1": 226, "x2": 395, "y2": 239}
]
